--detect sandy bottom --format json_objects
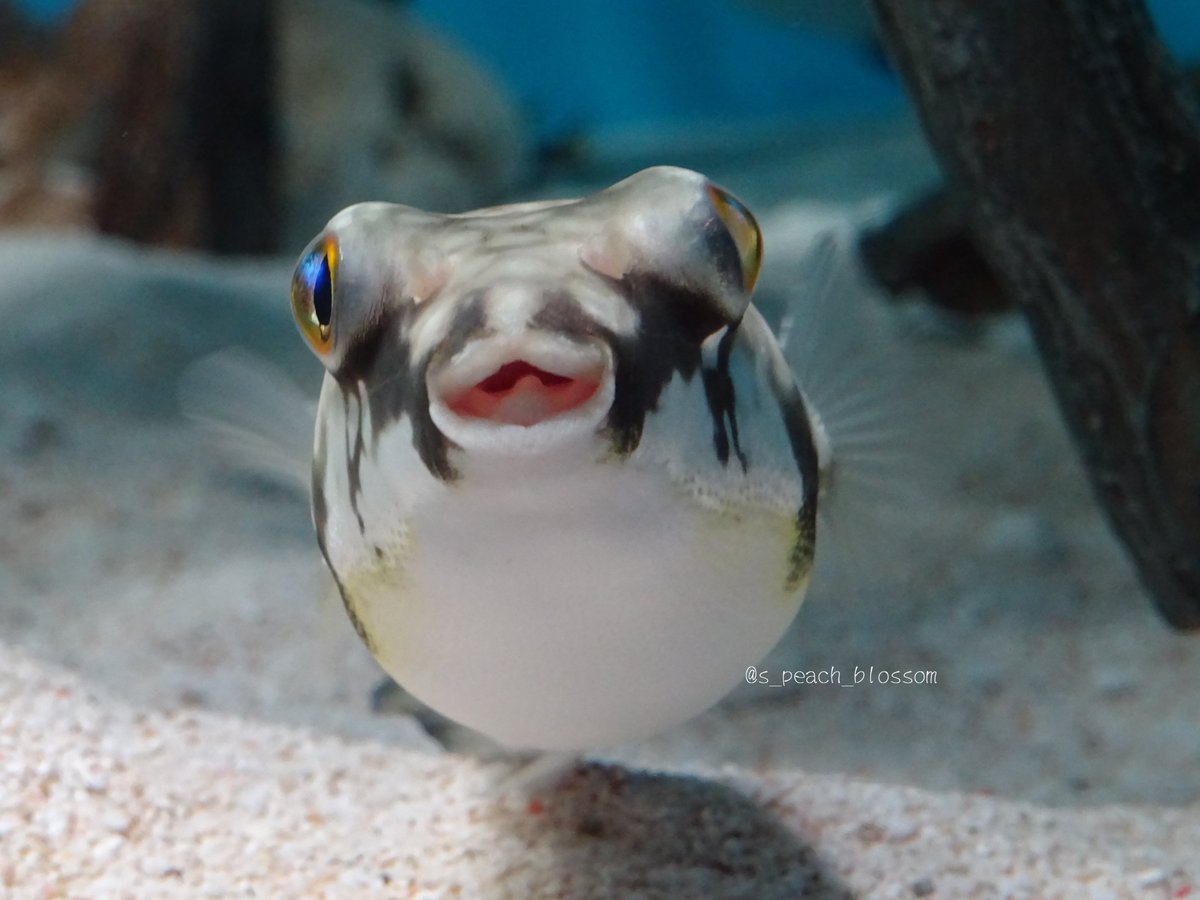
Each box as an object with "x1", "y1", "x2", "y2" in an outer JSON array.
[{"x1": 2, "y1": 118, "x2": 1199, "y2": 897}]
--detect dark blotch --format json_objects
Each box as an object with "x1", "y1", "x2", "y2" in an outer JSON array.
[
  {"x1": 606, "y1": 273, "x2": 735, "y2": 456},
  {"x1": 335, "y1": 305, "x2": 396, "y2": 386},
  {"x1": 311, "y1": 420, "x2": 330, "y2": 544},
  {"x1": 537, "y1": 279, "x2": 818, "y2": 589},
  {"x1": 311, "y1": 427, "x2": 377, "y2": 657},
  {"x1": 776, "y1": 380, "x2": 821, "y2": 590},
  {"x1": 342, "y1": 388, "x2": 367, "y2": 531},
  {"x1": 532, "y1": 290, "x2": 607, "y2": 339},
  {"x1": 433, "y1": 292, "x2": 490, "y2": 362},
  {"x1": 332, "y1": 295, "x2": 458, "y2": 485},
  {"x1": 701, "y1": 325, "x2": 748, "y2": 472}
]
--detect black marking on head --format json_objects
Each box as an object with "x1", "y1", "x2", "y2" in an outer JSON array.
[
  {"x1": 310, "y1": 440, "x2": 378, "y2": 656},
  {"x1": 311, "y1": 417, "x2": 330, "y2": 547},
  {"x1": 532, "y1": 289, "x2": 606, "y2": 339},
  {"x1": 532, "y1": 286, "x2": 685, "y2": 455},
  {"x1": 335, "y1": 307, "x2": 395, "y2": 386},
  {"x1": 776, "y1": 381, "x2": 821, "y2": 590},
  {"x1": 605, "y1": 273, "x2": 739, "y2": 456},
  {"x1": 701, "y1": 325, "x2": 749, "y2": 473},
  {"x1": 434, "y1": 292, "x2": 491, "y2": 362},
  {"x1": 342, "y1": 387, "x2": 367, "y2": 532},
  {"x1": 409, "y1": 357, "x2": 458, "y2": 481},
  {"x1": 331, "y1": 294, "x2": 458, "y2": 484}
]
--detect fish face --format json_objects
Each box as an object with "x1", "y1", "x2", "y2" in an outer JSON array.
[{"x1": 290, "y1": 167, "x2": 820, "y2": 751}]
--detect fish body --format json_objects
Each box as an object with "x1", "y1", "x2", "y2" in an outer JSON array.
[{"x1": 291, "y1": 167, "x2": 822, "y2": 751}]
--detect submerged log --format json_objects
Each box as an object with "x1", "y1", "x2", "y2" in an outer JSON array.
[
  {"x1": 858, "y1": 188, "x2": 1011, "y2": 317},
  {"x1": 89, "y1": 0, "x2": 280, "y2": 253},
  {"x1": 866, "y1": 0, "x2": 1200, "y2": 627},
  {"x1": 1, "y1": 0, "x2": 280, "y2": 253}
]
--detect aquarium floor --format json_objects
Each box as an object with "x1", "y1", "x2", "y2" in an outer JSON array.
[{"x1": 2, "y1": 118, "x2": 1198, "y2": 897}]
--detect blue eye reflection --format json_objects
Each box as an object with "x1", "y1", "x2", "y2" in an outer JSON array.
[{"x1": 300, "y1": 250, "x2": 333, "y2": 327}]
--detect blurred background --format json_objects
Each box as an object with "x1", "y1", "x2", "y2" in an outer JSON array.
[
  {"x1": 2, "y1": 0, "x2": 1200, "y2": 812},
  {"x1": 9, "y1": 0, "x2": 1200, "y2": 139},
  {"x1": 2, "y1": 0, "x2": 1197, "y2": 251}
]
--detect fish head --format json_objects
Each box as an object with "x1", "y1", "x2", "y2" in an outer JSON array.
[{"x1": 290, "y1": 166, "x2": 763, "y2": 470}]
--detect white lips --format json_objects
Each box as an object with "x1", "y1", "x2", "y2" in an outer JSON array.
[{"x1": 426, "y1": 333, "x2": 615, "y2": 453}]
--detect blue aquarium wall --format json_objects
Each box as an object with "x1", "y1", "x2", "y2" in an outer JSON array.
[
  {"x1": 407, "y1": 0, "x2": 902, "y2": 135},
  {"x1": 11, "y1": 0, "x2": 1200, "y2": 137},
  {"x1": 408, "y1": 0, "x2": 1200, "y2": 137}
]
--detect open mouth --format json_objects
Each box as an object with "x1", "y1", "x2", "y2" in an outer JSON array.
[
  {"x1": 430, "y1": 336, "x2": 611, "y2": 431},
  {"x1": 444, "y1": 360, "x2": 603, "y2": 427}
]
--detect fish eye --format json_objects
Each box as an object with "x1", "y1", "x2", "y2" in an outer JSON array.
[
  {"x1": 707, "y1": 184, "x2": 762, "y2": 293},
  {"x1": 291, "y1": 234, "x2": 339, "y2": 355}
]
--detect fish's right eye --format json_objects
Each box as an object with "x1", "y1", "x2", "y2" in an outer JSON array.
[
  {"x1": 706, "y1": 183, "x2": 762, "y2": 293},
  {"x1": 291, "y1": 234, "x2": 339, "y2": 356}
]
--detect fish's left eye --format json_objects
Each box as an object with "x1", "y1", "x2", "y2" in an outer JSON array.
[
  {"x1": 291, "y1": 234, "x2": 339, "y2": 356},
  {"x1": 707, "y1": 184, "x2": 762, "y2": 293}
]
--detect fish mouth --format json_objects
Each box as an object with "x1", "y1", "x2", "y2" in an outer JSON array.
[
  {"x1": 427, "y1": 334, "x2": 613, "y2": 441},
  {"x1": 443, "y1": 358, "x2": 603, "y2": 426}
]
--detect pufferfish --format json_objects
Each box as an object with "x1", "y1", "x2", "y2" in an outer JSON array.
[{"x1": 289, "y1": 167, "x2": 826, "y2": 753}]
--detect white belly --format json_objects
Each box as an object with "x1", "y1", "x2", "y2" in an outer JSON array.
[{"x1": 342, "y1": 456, "x2": 805, "y2": 751}]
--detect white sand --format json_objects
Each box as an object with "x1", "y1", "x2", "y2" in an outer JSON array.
[
  {"x1": 3, "y1": 120, "x2": 1200, "y2": 896},
  {"x1": 3, "y1": 645, "x2": 1197, "y2": 897}
]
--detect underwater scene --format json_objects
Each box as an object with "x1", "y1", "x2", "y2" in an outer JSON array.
[{"x1": 2, "y1": 0, "x2": 1199, "y2": 896}]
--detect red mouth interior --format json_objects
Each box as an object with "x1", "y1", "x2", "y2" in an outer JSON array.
[{"x1": 445, "y1": 360, "x2": 601, "y2": 427}]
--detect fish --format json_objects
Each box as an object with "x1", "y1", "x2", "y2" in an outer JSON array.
[{"x1": 288, "y1": 166, "x2": 829, "y2": 752}]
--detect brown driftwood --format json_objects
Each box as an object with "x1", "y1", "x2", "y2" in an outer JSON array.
[
  {"x1": 865, "y1": 0, "x2": 1200, "y2": 627},
  {"x1": 89, "y1": 0, "x2": 280, "y2": 253},
  {"x1": 859, "y1": 68, "x2": 1200, "y2": 321},
  {"x1": 0, "y1": 0, "x2": 279, "y2": 254}
]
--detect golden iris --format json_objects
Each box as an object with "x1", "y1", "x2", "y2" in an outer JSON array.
[
  {"x1": 291, "y1": 234, "x2": 338, "y2": 355},
  {"x1": 707, "y1": 184, "x2": 763, "y2": 293}
]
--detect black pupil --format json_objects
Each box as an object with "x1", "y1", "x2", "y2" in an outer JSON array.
[{"x1": 313, "y1": 255, "x2": 333, "y2": 327}]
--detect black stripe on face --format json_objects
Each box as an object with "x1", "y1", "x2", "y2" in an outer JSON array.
[
  {"x1": 606, "y1": 273, "x2": 737, "y2": 457},
  {"x1": 331, "y1": 290, "x2": 458, "y2": 487},
  {"x1": 432, "y1": 291, "x2": 491, "y2": 362},
  {"x1": 311, "y1": 413, "x2": 330, "y2": 551},
  {"x1": 700, "y1": 325, "x2": 748, "y2": 473},
  {"x1": 612, "y1": 269, "x2": 819, "y2": 589},
  {"x1": 531, "y1": 290, "x2": 607, "y2": 339},
  {"x1": 310, "y1": 421, "x2": 379, "y2": 656},
  {"x1": 343, "y1": 388, "x2": 367, "y2": 531},
  {"x1": 775, "y1": 381, "x2": 820, "y2": 590},
  {"x1": 531, "y1": 286, "x2": 690, "y2": 457}
]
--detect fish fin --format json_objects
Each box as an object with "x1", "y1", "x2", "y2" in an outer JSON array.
[
  {"x1": 178, "y1": 348, "x2": 317, "y2": 494},
  {"x1": 494, "y1": 752, "x2": 585, "y2": 799},
  {"x1": 371, "y1": 676, "x2": 580, "y2": 783},
  {"x1": 370, "y1": 675, "x2": 506, "y2": 756},
  {"x1": 759, "y1": 203, "x2": 932, "y2": 596}
]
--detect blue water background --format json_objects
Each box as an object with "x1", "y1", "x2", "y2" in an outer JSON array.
[{"x1": 12, "y1": 0, "x2": 1200, "y2": 139}]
